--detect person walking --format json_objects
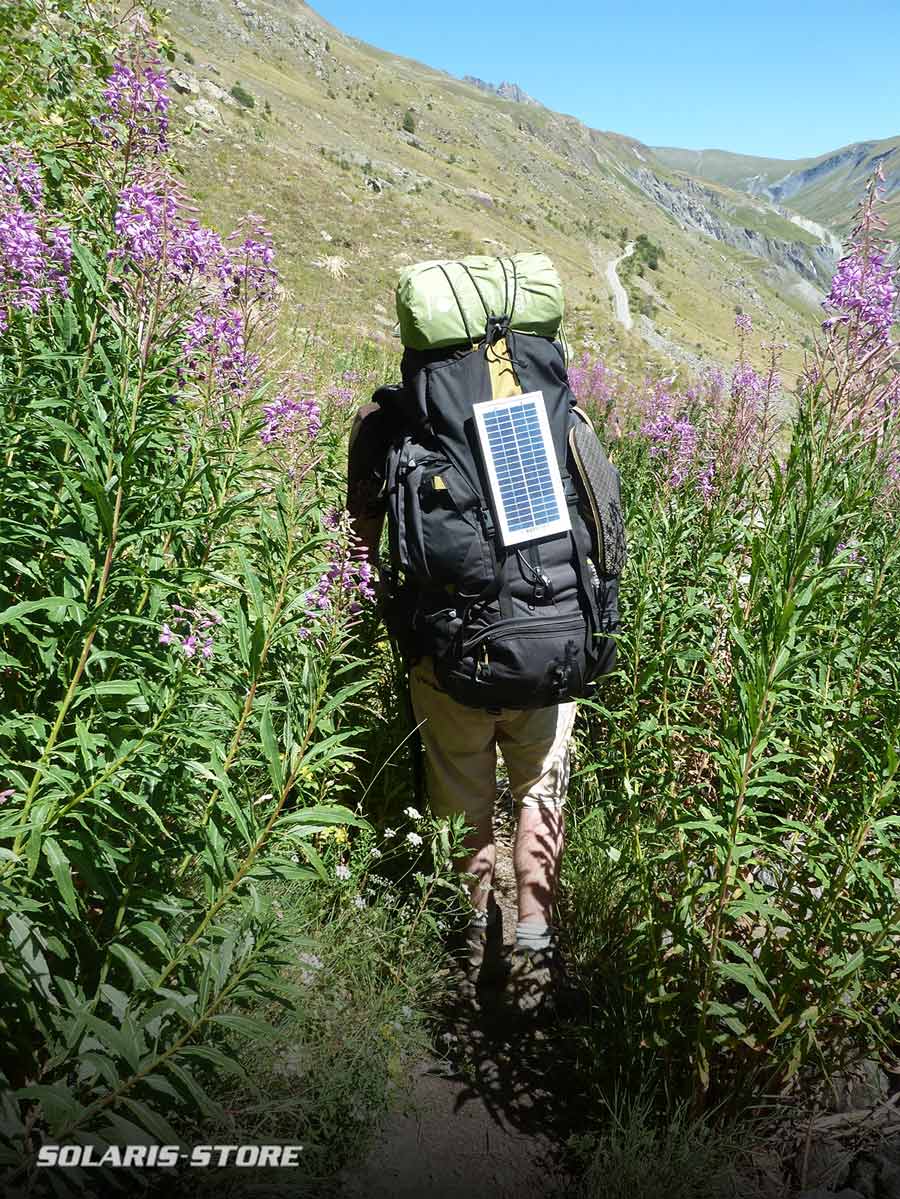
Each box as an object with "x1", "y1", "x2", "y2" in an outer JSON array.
[
  {"x1": 347, "y1": 400, "x2": 577, "y2": 1016},
  {"x1": 346, "y1": 255, "x2": 623, "y2": 1018}
]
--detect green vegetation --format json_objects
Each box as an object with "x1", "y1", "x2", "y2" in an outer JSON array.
[
  {"x1": 563, "y1": 283, "x2": 900, "y2": 1114},
  {"x1": 633, "y1": 232, "x2": 664, "y2": 269},
  {"x1": 0, "y1": 5, "x2": 467, "y2": 1188},
  {"x1": 401, "y1": 108, "x2": 416, "y2": 133},
  {"x1": 230, "y1": 80, "x2": 255, "y2": 109}
]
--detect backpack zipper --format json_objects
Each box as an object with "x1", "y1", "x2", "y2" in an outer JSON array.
[{"x1": 461, "y1": 614, "x2": 585, "y2": 656}]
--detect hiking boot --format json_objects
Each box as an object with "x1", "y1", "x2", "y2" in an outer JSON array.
[
  {"x1": 449, "y1": 899, "x2": 503, "y2": 1001},
  {"x1": 508, "y1": 944, "x2": 558, "y2": 1020}
]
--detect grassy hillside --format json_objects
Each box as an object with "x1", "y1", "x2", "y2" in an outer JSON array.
[
  {"x1": 163, "y1": 0, "x2": 833, "y2": 384},
  {"x1": 653, "y1": 137, "x2": 900, "y2": 237}
]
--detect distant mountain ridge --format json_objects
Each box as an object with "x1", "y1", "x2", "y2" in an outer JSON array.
[
  {"x1": 651, "y1": 138, "x2": 900, "y2": 237},
  {"x1": 163, "y1": 0, "x2": 866, "y2": 382},
  {"x1": 462, "y1": 76, "x2": 538, "y2": 105}
]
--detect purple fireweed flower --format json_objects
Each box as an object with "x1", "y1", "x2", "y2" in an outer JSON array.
[
  {"x1": 835, "y1": 541, "x2": 864, "y2": 564},
  {"x1": 735, "y1": 313, "x2": 752, "y2": 334},
  {"x1": 638, "y1": 382, "x2": 714, "y2": 492},
  {"x1": 260, "y1": 390, "x2": 321, "y2": 445},
  {"x1": 301, "y1": 531, "x2": 377, "y2": 638},
  {"x1": 824, "y1": 249, "x2": 897, "y2": 346},
  {"x1": 112, "y1": 177, "x2": 178, "y2": 265},
  {"x1": 567, "y1": 350, "x2": 615, "y2": 411},
  {"x1": 0, "y1": 155, "x2": 72, "y2": 331},
  {"x1": 222, "y1": 215, "x2": 278, "y2": 303},
  {"x1": 0, "y1": 788, "x2": 13, "y2": 805},
  {"x1": 698, "y1": 460, "x2": 715, "y2": 502},
  {"x1": 159, "y1": 603, "x2": 221, "y2": 666},
  {"x1": 182, "y1": 305, "x2": 260, "y2": 396},
  {"x1": 0, "y1": 147, "x2": 43, "y2": 208},
  {"x1": 808, "y1": 170, "x2": 898, "y2": 457},
  {"x1": 170, "y1": 220, "x2": 225, "y2": 279},
  {"x1": 325, "y1": 385, "x2": 354, "y2": 408},
  {"x1": 668, "y1": 418, "x2": 698, "y2": 488},
  {"x1": 730, "y1": 363, "x2": 765, "y2": 413},
  {"x1": 100, "y1": 54, "x2": 170, "y2": 155}
]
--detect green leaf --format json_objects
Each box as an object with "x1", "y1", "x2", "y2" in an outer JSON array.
[
  {"x1": 164, "y1": 1062, "x2": 221, "y2": 1118},
  {"x1": 15, "y1": 1085, "x2": 84, "y2": 1133},
  {"x1": 210, "y1": 1014, "x2": 277, "y2": 1040},
  {"x1": 121, "y1": 1098, "x2": 181, "y2": 1145},
  {"x1": 71, "y1": 236, "x2": 104, "y2": 293},
  {"x1": 132, "y1": 922, "x2": 171, "y2": 955},
  {"x1": 179, "y1": 1046, "x2": 246, "y2": 1078},
  {"x1": 7, "y1": 913, "x2": 57, "y2": 1006},
  {"x1": 43, "y1": 838, "x2": 80, "y2": 917},
  {"x1": 236, "y1": 548, "x2": 265, "y2": 622},
  {"x1": 259, "y1": 704, "x2": 283, "y2": 792},
  {"x1": 0, "y1": 597, "x2": 83, "y2": 626},
  {"x1": 107, "y1": 943, "x2": 155, "y2": 991},
  {"x1": 278, "y1": 804, "x2": 370, "y2": 831}
]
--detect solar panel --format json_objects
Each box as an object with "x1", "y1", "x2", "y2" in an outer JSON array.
[{"x1": 473, "y1": 390, "x2": 572, "y2": 547}]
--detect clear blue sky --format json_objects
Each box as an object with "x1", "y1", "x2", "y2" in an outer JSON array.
[{"x1": 310, "y1": 0, "x2": 899, "y2": 161}]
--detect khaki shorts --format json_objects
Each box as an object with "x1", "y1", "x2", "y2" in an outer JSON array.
[{"x1": 408, "y1": 657, "x2": 577, "y2": 826}]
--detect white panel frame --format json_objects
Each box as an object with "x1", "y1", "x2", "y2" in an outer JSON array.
[{"x1": 473, "y1": 390, "x2": 572, "y2": 547}]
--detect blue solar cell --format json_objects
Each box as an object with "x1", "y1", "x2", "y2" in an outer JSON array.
[{"x1": 475, "y1": 394, "x2": 565, "y2": 541}]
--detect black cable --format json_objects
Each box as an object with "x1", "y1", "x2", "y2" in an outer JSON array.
[
  {"x1": 436, "y1": 263, "x2": 473, "y2": 343},
  {"x1": 498, "y1": 255, "x2": 510, "y2": 317},
  {"x1": 459, "y1": 262, "x2": 492, "y2": 326}
]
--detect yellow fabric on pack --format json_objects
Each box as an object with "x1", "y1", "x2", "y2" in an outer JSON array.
[{"x1": 486, "y1": 336, "x2": 522, "y2": 400}]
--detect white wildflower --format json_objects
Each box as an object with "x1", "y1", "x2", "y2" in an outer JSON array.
[
  {"x1": 383, "y1": 827, "x2": 397, "y2": 839},
  {"x1": 298, "y1": 951, "x2": 323, "y2": 985},
  {"x1": 406, "y1": 832, "x2": 423, "y2": 847},
  {"x1": 310, "y1": 254, "x2": 349, "y2": 279},
  {"x1": 370, "y1": 847, "x2": 382, "y2": 860},
  {"x1": 403, "y1": 806, "x2": 422, "y2": 821},
  {"x1": 353, "y1": 894, "x2": 366, "y2": 909},
  {"x1": 335, "y1": 863, "x2": 351, "y2": 881}
]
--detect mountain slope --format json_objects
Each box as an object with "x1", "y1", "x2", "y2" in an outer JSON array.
[
  {"x1": 164, "y1": 0, "x2": 840, "y2": 382},
  {"x1": 652, "y1": 139, "x2": 900, "y2": 237}
]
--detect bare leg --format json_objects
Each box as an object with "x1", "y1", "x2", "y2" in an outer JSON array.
[
  {"x1": 459, "y1": 811, "x2": 496, "y2": 912},
  {"x1": 514, "y1": 802, "x2": 564, "y2": 924}
]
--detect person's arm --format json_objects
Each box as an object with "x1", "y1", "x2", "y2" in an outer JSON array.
[{"x1": 346, "y1": 403, "x2": 388, "y2": 568}]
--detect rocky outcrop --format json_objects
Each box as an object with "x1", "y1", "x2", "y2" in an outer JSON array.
[
  {"x1": 185, "y1": 97, "x2": 224, "y2": 128},
  {"x1": 170, "y1": 69, "x2": 199, "y2": 95},
  {"x1": 630, "y1": 167, "x2": 837, "y2": 287},
  {"x1": 462, "y1": 76, "x2": 538, "y2": 105}
]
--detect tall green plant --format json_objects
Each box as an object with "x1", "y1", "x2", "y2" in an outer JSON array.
[
  {"x1": 0, "y1": 5, "x2": 378, "y2": 1184},
  {"x1": 567, "y1": 177, "x2": 900, "y2": 1112}
]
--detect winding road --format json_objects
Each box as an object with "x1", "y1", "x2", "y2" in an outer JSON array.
[{"x1": 603, "y1": 241, "x2": 634, "y2": 331}]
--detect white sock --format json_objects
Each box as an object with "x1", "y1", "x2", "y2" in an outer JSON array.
[{"x1": 515, "y1": 917, "x2": 552, "y2": 951}]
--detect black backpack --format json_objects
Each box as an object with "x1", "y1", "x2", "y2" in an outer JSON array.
[{"x1": 375, "y1": 326, "x2": 624, "y2": 710}]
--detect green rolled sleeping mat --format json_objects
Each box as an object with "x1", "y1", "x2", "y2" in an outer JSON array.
[{"x1": 395, "y1": 252, "x2": 564, "y2": 350}]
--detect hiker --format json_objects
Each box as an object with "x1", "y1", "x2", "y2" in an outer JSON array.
[
  {"x1": 346, "y1": 254, "x2": 624, "y2": 1016},
  {"x1": 348, "y1": 402, "x2": 575, "y2": 1012}
]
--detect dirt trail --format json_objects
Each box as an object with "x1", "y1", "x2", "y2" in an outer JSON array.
[
  {"x1": 602, "y1": 241, "x2": 635, "y2": 331},
  {"x1": 336, "y1": 803, "x2": 584, "y2": 1199}
]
